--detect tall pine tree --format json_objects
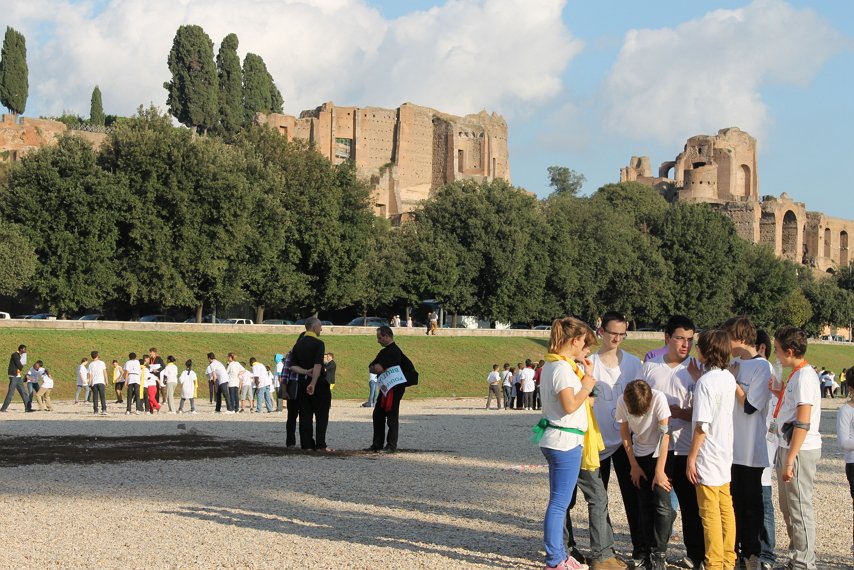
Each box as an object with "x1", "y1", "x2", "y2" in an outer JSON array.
[
  {"x1": 242, "y1": 53, "x2": 283, "y2": 124},
  {"x1": 216, "y1": 33, "x2": 243, "y2": 135},
  {"x1": 89, "y1": 85, "x2": 105, "y2": 125},
  {"x1": 163, "y1": 25, "x2": 219, "y2": 133},
  {"x1": 0, "y1": 26, "x2": 28, "y2": 115}
]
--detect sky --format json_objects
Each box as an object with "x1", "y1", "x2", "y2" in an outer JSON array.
[{"x1": 4, "y1": 0, "x2": 853, "y2": 218}]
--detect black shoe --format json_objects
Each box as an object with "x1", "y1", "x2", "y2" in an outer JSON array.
[
  {"x1": 382, "y1": 444, "x2": 397, "y2": 453},
  {"x1": 364, "y1": 446, "x2": 381, "y2": 452},
  {"x1": 650, "y1": 553, "x2": 667, "y2": 570}
]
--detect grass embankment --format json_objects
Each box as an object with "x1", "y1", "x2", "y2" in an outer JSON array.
[{"x1": 0, "y1": 329, "x2": 851, "y2": 400}]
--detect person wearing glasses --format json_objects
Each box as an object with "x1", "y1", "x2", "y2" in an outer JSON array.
[
  {"x1": 642, "y1": 315, "x2": 705, "y2": 570},
  {"x1": 563, "y1": 311, "x2": 642, "y2": 569}
]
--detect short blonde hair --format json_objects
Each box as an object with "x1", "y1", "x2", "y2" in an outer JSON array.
[{"x1": 549, "y1": 316, "x2": 595, "y2": 353}]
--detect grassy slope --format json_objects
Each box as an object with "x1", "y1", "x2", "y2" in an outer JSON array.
[{"x1": 0, "y1": 328, "x2": 851, "y2": 400}]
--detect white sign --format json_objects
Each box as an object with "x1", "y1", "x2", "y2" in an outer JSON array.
[{"x1": 377, "y1": 365, "x2": 407, "y2": 395}]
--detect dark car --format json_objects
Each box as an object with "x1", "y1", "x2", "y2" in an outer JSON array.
[
  {"x1": 508, "y1": 323, "x2": 532, "y2": 330},
  {"x1": 77, "y1": 314, "x2": 104, "y2": 321},
  {"x1": 29, "y1": 313, "x2": 57, "y2": 320},
  {"x1": 262, "y1": 319, "x2": 295, "y2": 325},
  {"x1": 137, "y1": 315, "x2": 176, "y2": 323},
  {"x1": 294, "y1": 318, "x2": 333, "y2": 326},
  {"x1": 183, "y1": 314, "x2": 225, "y2": 324},
  {"x1": 347, "y1": 317, "x2": 389, "y2": 327}
]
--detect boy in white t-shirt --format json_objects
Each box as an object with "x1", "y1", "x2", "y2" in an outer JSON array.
[
  {"x1": 485, "y1": 364, "x2": 502, "y2": 410},
  {"x1": 87, "y1": 350, "x2": 109, "y2": 415},
  {"x1": 123, "y1": 353, "x2": 142, "y2": 414},
  {"x1": 686, "y1": 330, "x2": 737, "y2": 570},
  {"x1": 616, "y1": 379, "x2": 671, "y2": 570},
  {"x1": 772, "y1": 327, "x2": 822, "y2": 570},
  {"x1": 755, "y1": 329, "x2": 778, "y2": 569},
  {"x1": 723, "y1": 317, "x2": 773, "y2": 569}
]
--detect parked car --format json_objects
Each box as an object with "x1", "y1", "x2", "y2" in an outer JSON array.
[
  {"x1": 77, "y1": 314, "x2": 104, "y2": 321},
  {"x1": 507, "y1": 323, "x2": 532, "y2": 330},
  {"x1": 820, "y1": 334, "x2": 846, "y2": 342},
  {"x1": 262, "y1": 319, "x2": 294, "y2": 325},
  {"x1": 0, "y1": 311, "x2": 10, "y2": 320},
  {"x1": 533, "y1": 325, "x2": 551, "y2": 331},
  {"x1": 347, "y1": 317, "x2": 389, "y2": 327},
  {"x1": 222, "y1": 318, "x2": 254, "y2": 325},
  {"x1": 137, "y1": 315, "x2": 176, "y2": 323},
  {"x1": 294, "y1": 318, "x2": 333, "y2": 326},
  {"x1": 29, "y1": 313, "x2": 57, "y2": 320},
  {"x1": 183, "y1": 314, "x2": 225, "y2": 324}
]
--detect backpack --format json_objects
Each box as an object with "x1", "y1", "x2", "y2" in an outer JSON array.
[{"x1": 400, "y1": 352, "x2": 419, "y2": 387}]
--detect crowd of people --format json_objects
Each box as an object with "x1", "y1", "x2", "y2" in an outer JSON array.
[{"x1": 531, "y1": 311, "x2": 845, "y2": 570}]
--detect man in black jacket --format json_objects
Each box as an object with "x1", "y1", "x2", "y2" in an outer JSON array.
[
  {"x1": 2, "y1": 345, "x2": 31, "y2": 412},
  {"x1": 288, "y1": 318, "x2": 332, "y2": 451},
  {"x1": 367, "y1": 326, "x2": 412, "y2": 453}
]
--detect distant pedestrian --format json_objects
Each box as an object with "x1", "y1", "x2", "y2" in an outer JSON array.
[
  {"x1": 75, "y1": 356, "x2": 89, "y2": 405},
  {"x1": 2, "y1": 344, "x2": 31, "y2": 413},
  {"x1": 161, "y1": 355, "x2": 179, "y2": 413},
  {"x1": 112, "y1": 359, "x2": 125, "y2": 404},
  {"x1": 148, "y1": 348, "x2": 165, "y2": 404},
  {"x1": 142, "y1": 354, "x2": 161, "y2": 414},
  {"x1": 486, "y1": 364, "x2": 502, "y2": 410},
  {"x1": 34, "y1": 368, "x2": 54, "y2": 411},
  {"x1": 209, "y1": 353, "x2": 231, "y2": 413},
  {"x1": 252, "y1": 357, "x2": 273, "y2": 413},
  {"x1": 428, "y1": 311, "x2": 439, "y2": 335},
  {"x1": 87, "y1": 351, "x2": 108, "y2": 415},
  {"x1": 520, "y1": 360, "x2": 536, "y2": 410},
  {"x1": 25, "y1": 359, "x2": 44, "y2": 412},
  {"x1": 226, "y1": 353, "x2": 244, "y2": 413},
  {"x1": 124, "y1": 352, "x2": 142, "y2": 415},
  {"x1": 324, "y1": 353, "x2": 337, "y2": 391},
  {"x1": 178, "y1": 359, "x2": 197, "y2": 413},
  {"x1": 502, "y1": 364, "x2": 514, "y2": 410}
]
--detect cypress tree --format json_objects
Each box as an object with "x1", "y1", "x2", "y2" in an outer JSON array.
[
  {"x1": 163, "y1": 25, "x2": 219, "y2": 133},
  {"x1": 0, "y1": 26, "x2": 29, "y2": 115},
  {"x1": 89, "y1": 85, "x2": 105, "y2": 125},
  {"x1": 242, "y1": 53, "x2": 284, "y2": 123},
  {"x1": 216, "y1": 33, "x2": 243, "y2": 135}
]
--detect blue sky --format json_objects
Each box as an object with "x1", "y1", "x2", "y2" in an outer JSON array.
[{"x1": 7, "y1": 0, "x2": 854, "y2": 219}]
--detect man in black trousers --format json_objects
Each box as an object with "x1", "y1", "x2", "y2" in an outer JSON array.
[
  {"x1": 367, "y1": 326, "x2": 414, "y2": 453},
  {"x1": 289, "y1": 318, "x2": 332, "y2": 451},
  {"x1": 2, "y1": 344, "x2": 31, "y2": 412}
]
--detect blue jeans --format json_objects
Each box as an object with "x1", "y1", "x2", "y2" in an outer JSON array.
[
  {"x1": 368, "y1": 381, "x2": 378, "y2": 407},
  {"x1": 541, "y1": 445, "x2": 583, "y2": 567},
  {"x1": 760, "y1": 484, "x2": 776, "y2": 564},
  {"x1": 255, "y1": 386, "x2": 273, "y2": 412}
]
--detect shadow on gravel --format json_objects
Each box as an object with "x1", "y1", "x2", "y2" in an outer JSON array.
[{"x1": 0, "y1": 434, "x2": 450, "y2": 467}]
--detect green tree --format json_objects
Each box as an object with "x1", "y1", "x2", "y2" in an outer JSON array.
[
  {"x1": 654, "y1": 203, "x2": 746, "y2": 328},
  {"x1": 547, "y1": 165, "x2": 585, "y2": 196},
  {"x1": 802, "y1": 278, "x2": 854, "y2": 336},
  {"x1": 164, "y1": 25, "x2": 219, "y2": 133},
  {"x1": 731, "y1": 245, "x2": 799, "y2": 329},
  {"x1": 242, "y1": 53, "x2": 283, "y2": 124},
  {"x1": 773, "y1": 288, "x2": 813, "y2": 329},
  {"x1": 397, "y1": 223, "x2": 467, "y2": 313},
  {"x1": 0, "y1": 224, "x2": 37, "y2": 296},
  {"x1": 216, "y1": 33, "x2": 243, "y2": 136},
  {"x1": 89, "y1": 85, "x2": 105, "y2": 125},
  {"x1": 0, "y1": 26, "x2": 28, "y2": 115},
  {"x1": 0, "y1": 136, "x2": 125, "y2": 314}
]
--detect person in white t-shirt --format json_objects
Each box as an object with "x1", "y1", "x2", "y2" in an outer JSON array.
[
  {"x1": 160, "y1": 355, "x2": 179, "y2": 413},
  {"x1": 723, "y1": 316, "x2": 772, "y2": 569},
  {"x1": 208, "y1": 353, "x2": 232, "y2": 413},
  {"x1": 500, "y1": 364, "x2": 513, "y2": 410},
  {"x1": 252, "y1": 357, "x2": 273, "y2": 413},
  {"x1": 239, "y1": 363, "x2": 255, "y2": 413},
  {"x1": 520, "y1": 361, "x2": 536, "y2": 410},
  {"x1": 533, "y1": 317, "x2": 596, "y2": 570},
  {"x1": 87, "y1": 350, "x2": 109, "y2": 415},
  {"x1": 754, "y1": 329, "x2": 778, "y2": 569},
  {"x1": 75, "y1": 357, "x2": 89, "y2": 405},
  {"x1": 123, "y1": 353, "x2": 142, "y2": 414},
  {"x1": 142, "y1": 355, "x2": 161, "y2": 414},
  {"x1": 226, "y1": 353, "x2": 244, "y2": 413},
  {"x1": 616, "y1": 380, "x2": 671, "y2": 570},
  {"x1": 686, "y1": 330, "x2": 737, "y2": 570},
  {"x1": 485, "y1": 364, "x2": 502, "y2": 410},
  {"x1": 177, "y1": 359, "x2": 198, "y2": 413},
  {"x1": 564, "y1": 311, "x2": 645, "y2": 568},
  {"x1": 772, "y1": 327, "x2": 821, "y2": 570},
  {"x1": 33, "y1": 368, "x2": 54, "y2": 411},
  {"x1": 642, "y1": 315, "x2": 705, "y2": 570},
  {"x1": 836, "y1": 371, "x2": 854, "y2": 558}
]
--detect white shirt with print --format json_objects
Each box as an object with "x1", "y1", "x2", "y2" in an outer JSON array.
[
  {"x1": 590, "y1": 351, "x2": 644, "y2": 459},
  {"x1": 692, "y1": 368, "x2": 737, "y2": 486}
]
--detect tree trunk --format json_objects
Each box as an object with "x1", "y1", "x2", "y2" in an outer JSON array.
[
  {"x1": 211, "y1": 305, "x2": 217, "y2": 323},
  {"x1": 195, "y1": 304, "x2": 203, "y2": 323},
  {"x1": 256, "y1": 304, "x2": 265, "y2": 324}
]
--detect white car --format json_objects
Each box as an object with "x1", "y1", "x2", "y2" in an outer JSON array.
[
  {"x1": 223, "y1": 318, "x2": 254, "y2": 325},
  {"x1": 0, "y1": 312, "x2": 10, "y2": 320}
]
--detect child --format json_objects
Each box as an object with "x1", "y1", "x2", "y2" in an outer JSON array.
[
  {"x1": 756, "y1": 329, "x2": 778, "y2": 569},
  {"x1": 143, "y1": 355, "x2": 161, "y2": 414},
  {"x1": 532, "y1": 317, "x2": 596, "y2": 570},
  {"x1": 178, "y1": 359, "x2": 197, "y2": 414},
  {"x1": 723, "y1": 317, "x2": 772, "y2": 569},
  {"x1": 616, "y1": 379, "x2": 672, "y2": 570},
  {"x1": 837, "y1": 368, "x2": 854, "y2": 560},
  {"x1": 124, "y1": 352, "x2": 142, "y2": 415},
  {"x1": 112, "y1": 359, "x2": 125, "y2": 404},
  {"x1": 75, "y1": 357, "x2": 89, "y2": 405},
  {"x1": 161, "y1": 355, "x2": 179, "y2": 413},
  {"x1": 34, "y1": 368, "x2": 54, "y2": 411},
  {"x1": 772, "y1": 326, "x2": 821, "y2": 570},
  {"x1": 686, "y1": 329, "x2": 737, "y2": 570},
  {"x1": 239, "y1": 365, "x2": 254, "y2": 413}
]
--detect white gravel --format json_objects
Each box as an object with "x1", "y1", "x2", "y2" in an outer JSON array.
[{"x1": 0, "y1": 397, "x2": 851, "y2": 569}]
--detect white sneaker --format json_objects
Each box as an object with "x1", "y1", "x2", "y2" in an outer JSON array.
[
  {"x1": 125, "y1": 411, "x2": 131, "y2": 415},
  {"x1": 190, "y1": 410, "x2": 197, "y2": 414}
]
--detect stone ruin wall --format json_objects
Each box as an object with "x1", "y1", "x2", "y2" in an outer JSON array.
[
  {"x1": 258, "y1": 102, "x2": 510, "y2": 218},
  {"x1": 0, "y1": 114, "x2": 108, "y2": 162},
  {"x1": 621, "y1": 127, "x2": 851, "y2": 274}
]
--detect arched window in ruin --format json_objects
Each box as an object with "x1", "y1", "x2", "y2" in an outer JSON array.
[
  {"x1": 760, "y1": 211, "x2": 776, "y2": 249},
  {"x1": 824, "y1": 227, "x2": 832, "y2": 259},
  {"x1": 738, "y1": 164, "x2": 751, "y2": 197},
  {"x1": 457, "y1": 149, "x2": 464, "y2": 173},
  {"x1": 782, "y1": 210, "x2": 798, "y2": 262},
  {"x1": 841, "y1": 230, "x2": 849, "y2": 268}
]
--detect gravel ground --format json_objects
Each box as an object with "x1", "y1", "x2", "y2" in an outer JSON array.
[{"x1": 0, "y1": 396, "x2": 851, "y2": 569}]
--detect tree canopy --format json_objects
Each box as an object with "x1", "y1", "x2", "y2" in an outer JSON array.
[
  {"x1": 0, "y1": 26, "x2": 28, "y2": 115},
  {"x1": 89, "y1": 85, "x2": 105, "y2": 125},
  {"x1": 242, "y1": 53, "x2": 283, "y2": 124},
  {"x1": 216, "y1": 33, "x2": 243, "y2": 136},
  {"x1": 164, "y1": 25, "x2": 219, "y2": 133},
  {"x1": 547, "y1": 165, "x2": 585, "y2": 196}
]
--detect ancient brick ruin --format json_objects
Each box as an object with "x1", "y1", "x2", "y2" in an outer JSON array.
[
  {"x1": 0, "y1": 114, "x2": 107, "y2": 161},
  {"x1": 622, "y1": 127, "x2": 851, "y2": 274},
  {"x1": 257, "y1": 102, "x2": 510, "y2": 218}
]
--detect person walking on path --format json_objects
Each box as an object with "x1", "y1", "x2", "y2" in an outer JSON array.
[
  {"x1": 177, "y1": 359, "x2": 197, "y2": 413},
  {"x1": 88, "y1": 351, "x2": 108, "y2": 415},
  {"x1": 2, "y1": 344, "x2": 31, "y2": 413},
  {"x1": 367, "y1": 326, "x2": 417, "y2": 453},
  {"x1": 33, "y1": 368, "x2": 54, "y2": 411}
]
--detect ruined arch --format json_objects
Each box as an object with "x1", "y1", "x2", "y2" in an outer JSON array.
[
  {"x1": 842, "y1": 230, "x2": 849, "y2": 268},
  {"x1": 760, "y1": 211, "x2": 776, "y2": 250},
  {"x1": 824, "y1": 227, "x2": 832, "y2": 259},
  {"x1": 739, "y1": 164, "x2": 751, "y2": 197},
  {"x1": 782, "y1": 210, "x2": 798, "y2": 262}
]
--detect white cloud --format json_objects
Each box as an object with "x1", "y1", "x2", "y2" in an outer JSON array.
[
  {"x1": 2, "y1": 0, "x2": 581, "y2": 120},
  {"x1": 602, "y1": 0, "x2": 846, "y2": 145}
]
